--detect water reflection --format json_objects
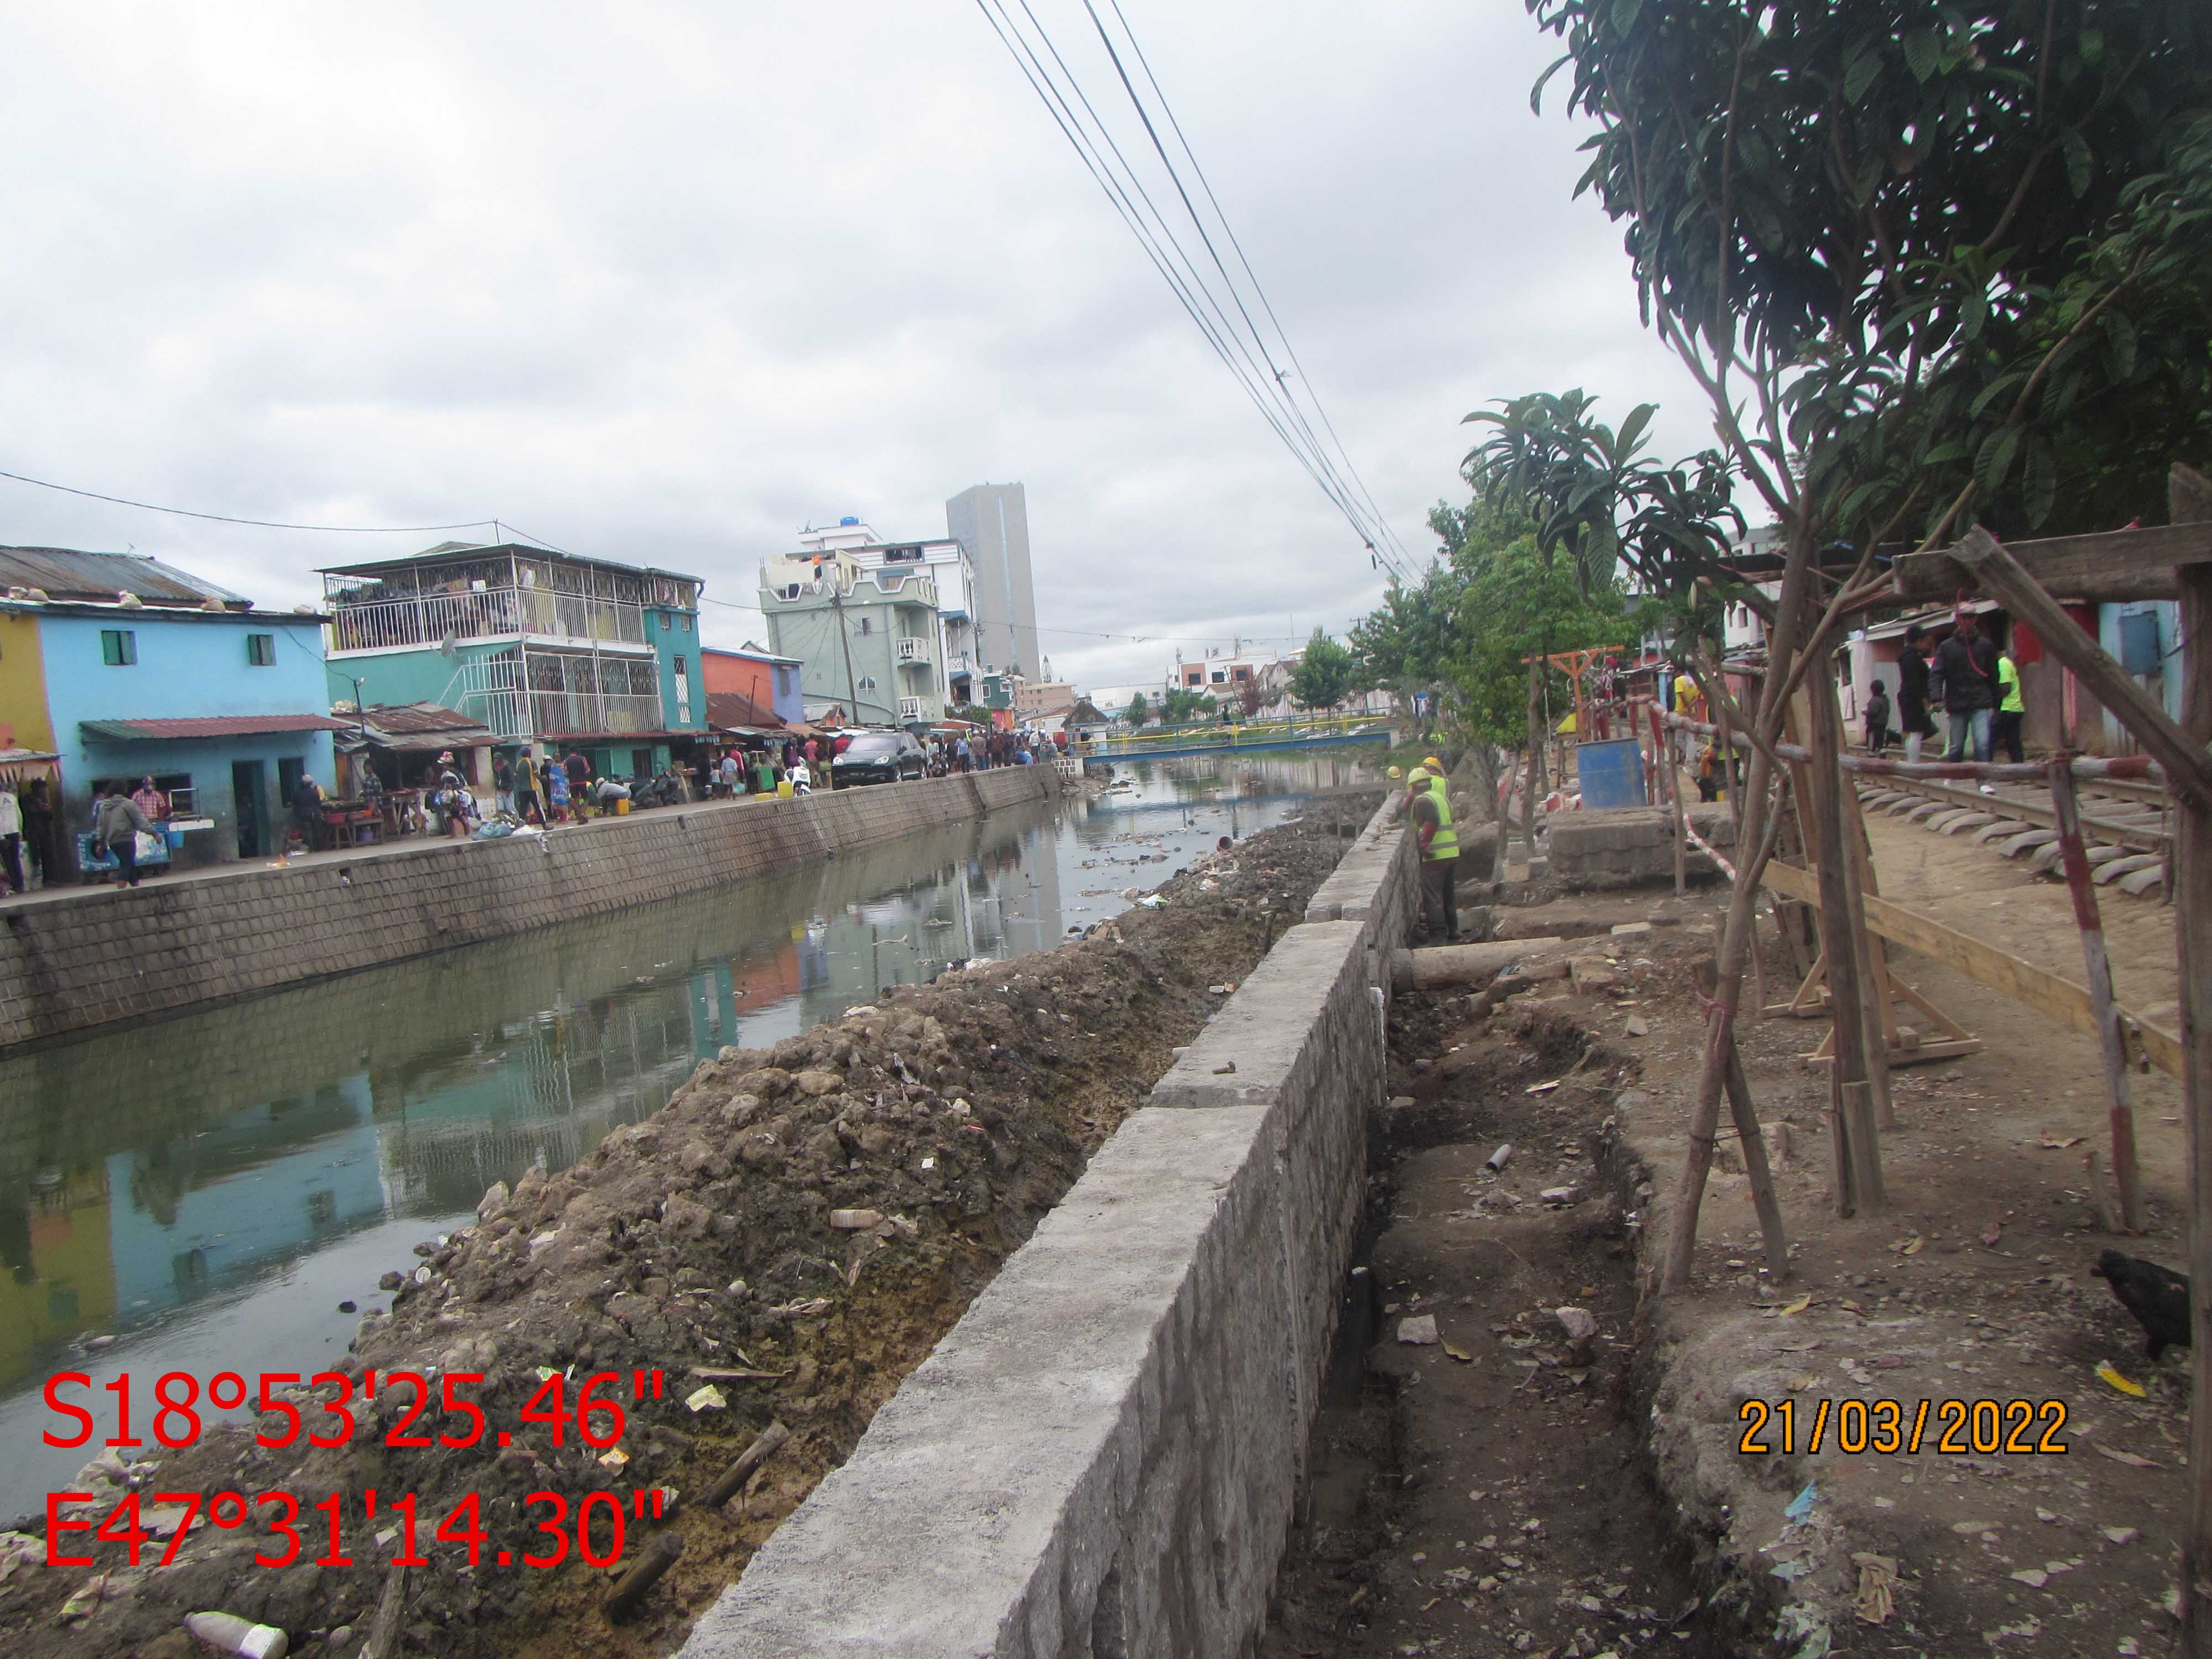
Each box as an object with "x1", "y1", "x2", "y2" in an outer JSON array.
[{"x1": 0, "y1": 748, "x2": 1385, "y2": 1514}]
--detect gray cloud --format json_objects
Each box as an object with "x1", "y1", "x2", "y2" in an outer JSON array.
[{"x1": 0, "y1": 0, "x2": 1712, "y2": 690}]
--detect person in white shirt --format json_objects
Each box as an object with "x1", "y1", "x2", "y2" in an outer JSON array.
[{"x1": 0, "y1": 785, "x2": 22, "y2": 893}]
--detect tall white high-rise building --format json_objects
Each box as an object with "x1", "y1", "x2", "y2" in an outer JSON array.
[{"x1": 945, "y1": 483, "x2": 1040, "y2": 680}]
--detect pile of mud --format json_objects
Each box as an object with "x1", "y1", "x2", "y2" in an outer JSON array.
[{"x1": 1, "y1": 808, "x2": 1368, "y2": 1659}]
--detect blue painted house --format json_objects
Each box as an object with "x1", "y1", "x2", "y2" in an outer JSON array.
[
  {"x1": 0, "y1": 546, "x2": 346, "y2": 866},
  {"x1": 319, "y1": 542, "x2": 708, "y2": 778}
]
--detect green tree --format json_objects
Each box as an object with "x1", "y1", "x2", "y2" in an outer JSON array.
[
  {"x1": 1124, "y1": 691, "x2": 1150, "y2": 727},
  {"x1": 1287, "y1": 630, "x2": 1357, "y2": 711},
  {"x1": 1528, "y1": 0, "x2": 2212, "y2": 547},
  {"x1": 1349, "y1": 565, "x2": 1465, "y2": 718},
  {"x1": 1447, "y1": 538, "x2": 1628, "y2": 750},
  {"x1": 1516, "y1": 0, "x2": 2212, "y2": 1307},
  {"x1": 1159, "y1": 687, "x2": 1217, "y2": 724}
]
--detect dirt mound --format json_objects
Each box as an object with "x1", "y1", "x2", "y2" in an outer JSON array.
[{"x1": 0, "y1": 807, "x2": 1369, "y2": 1659}]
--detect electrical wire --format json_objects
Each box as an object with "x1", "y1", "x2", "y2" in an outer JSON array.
[
  {"x1": 973, "y1": 1, "x2": 1415, "y2": 583},
  {"x1": 1102, "y1": 0, "x2": 1417, "y2": 573},
  {"x1": 1074, "y1": 0, "x2": 1411, "y2": 577},
  {"x1": 0, "y1": 466, "x2": 503, "y2": 535},
  {"x1": 975, "y1": 0, "x2": 1381, "y2": 569}
]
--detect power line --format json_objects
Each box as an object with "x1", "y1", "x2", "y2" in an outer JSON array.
[
  {"x1": 1102, "y1": 0, "x2": 1417, "y2": 572},
  {"x1": 975, "y1": 0, "x2": 1384, "y2": 568},
  {"x1": 1073, "y1": 0, "x2": 1410, "y2": 576},
  {"x1": 973, "y1": 2, "x2": 1415, "y2": 583},
  {"x1": 0, "y1": 466, "x2": 502, "y2": 535}
]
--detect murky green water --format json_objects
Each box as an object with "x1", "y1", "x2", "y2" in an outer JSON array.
[{"x1": 0, "y1": 749, "x2": 1385, "y2": 1515}]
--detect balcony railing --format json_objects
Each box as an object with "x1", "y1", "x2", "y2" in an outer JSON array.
[
  {"x1": 947, "y1": 651, "x2": 973, "y2": 677},
  {"x1": 526, "y1": 689, "x2": 666, "y2": 736},
  {"x1": 896, "y1": 635, "x2": 931, "y2": 664},
  {"x1": 441, "y1": 657, "x2": 670, "y2": 739},
  {"x1": 328, "y1": 587, "x2": 646, "y2": 653}
]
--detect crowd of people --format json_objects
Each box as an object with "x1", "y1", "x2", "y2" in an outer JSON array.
[
  {"x1": 0, "y1": 721, "x2": 1077, "y2": 899},
  {"x1": 1863, "y1": 612, "x2": 2026, "y2": 775}
]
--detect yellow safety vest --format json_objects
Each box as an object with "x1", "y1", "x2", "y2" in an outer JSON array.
[{"x1": 1423, "y1": 781, "x2": 1458, "y2": 862}]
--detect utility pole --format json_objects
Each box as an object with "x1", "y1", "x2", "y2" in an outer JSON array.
[{"x1": 830, "y1": 588, "x2": 861, "y2": 722}]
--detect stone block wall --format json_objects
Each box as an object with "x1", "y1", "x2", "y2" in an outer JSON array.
[
  {"x1": 0, "y1": 771, "x2": 1057, "y2": 1052},
  {"x1": 1547, "y1": 804, "x2": 1737, "y2": 890},
  {"x1": 679, "y1": 792, "x2": 1416, "y2": 1659}
]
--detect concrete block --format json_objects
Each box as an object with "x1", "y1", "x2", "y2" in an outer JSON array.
[
  {"x1": 2000, "y1": 828, "x2": 2058, "y2": 858},
  {"x1": 0, "y1": 769, "x2": 1058, "y2": 1052},
  {"x1": 2093, "y1": 852, "x2": 2163, "y2": 886},
  {"x1": 673, "y1": 784, "x2": 1417, "y2": 1659},
  {"x1": 2119, "y1": 864, "x2": 2167, "y2": 898},
  {"x1": 1569, "y1": 957, "x2": 1619, "y2": 994}
]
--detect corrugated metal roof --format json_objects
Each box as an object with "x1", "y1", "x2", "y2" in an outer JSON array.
[
  {"x1": 0, "y1": 546, "x2": 249, "y2": 607},
  {"x1": 317, "y1": 542, "x2": 704, "y2": 585},
  {"x1": 358, "y1": 702, "x2": 484, "y2": 735},
  {"x1": 706, "y1": 690, "x2": 785, "y2": 731},
  {"x1": 81, "y1": 714, "x2": 354, "y2": 742}
]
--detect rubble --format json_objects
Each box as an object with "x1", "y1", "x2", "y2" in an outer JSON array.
[{"x1": 0, "y1": 812, "x2": 1370, "y2": 1659}]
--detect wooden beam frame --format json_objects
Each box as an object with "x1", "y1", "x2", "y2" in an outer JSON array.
[
  {"x1": 1759, "y1": 857, "x2": 2182, "y2": 1078},
  {"x1": 1892, "y1": 521, "x2": 2212, "y2": 604},
  {"x1": 1949, "y1": 526, "x2": 2212, "y2": 810}
]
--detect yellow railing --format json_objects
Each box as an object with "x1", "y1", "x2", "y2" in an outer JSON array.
[{"x1": 1090, "y1": 712, "x2": 1395, "y2": 755}]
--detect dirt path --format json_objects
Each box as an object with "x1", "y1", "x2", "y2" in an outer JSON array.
[
  {"x1": 1601, "y1": 846, "x2": 2191, "y2": 1654},
  {"x1": 1864, "y1": 804, "x2": 2179, "y2": 1015}
]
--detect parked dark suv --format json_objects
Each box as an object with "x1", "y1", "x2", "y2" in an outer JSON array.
[{"x1": 830, "y1": 730, "x2": 927, "y2": 787}]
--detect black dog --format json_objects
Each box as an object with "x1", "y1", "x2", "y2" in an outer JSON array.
[{"x1": 2091, "y1": 1249, "x2": 2192, "y2": 1360}]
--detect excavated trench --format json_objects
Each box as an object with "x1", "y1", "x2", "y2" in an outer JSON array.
[{"x1": 1261, "y1": 991, "x2": 1757, "y2": 1659}]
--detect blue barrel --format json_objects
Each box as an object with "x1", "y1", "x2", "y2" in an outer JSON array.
[{"x1": 1576, "y1": 737, "x2": 1646, "y2": 810}]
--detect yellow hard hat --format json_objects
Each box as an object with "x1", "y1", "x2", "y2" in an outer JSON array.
[
  {"x1": 1406, "y1": 767, "x2": 1430, "y2": 786},
  {"x1": 1386, "y1": 764, "x2": 1403, "y2": 780},
  {"x1": 1423, "y1": 755, "x2": 1443, "y2": 771}
]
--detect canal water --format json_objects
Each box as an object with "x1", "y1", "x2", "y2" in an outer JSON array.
[{"x1": 0, "y1": 748, "x2": 1386, "y2": 1516}]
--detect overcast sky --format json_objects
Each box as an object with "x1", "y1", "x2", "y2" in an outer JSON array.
[{"x1": 0, "y1": 1, "x2": 1709, "y2": 691}]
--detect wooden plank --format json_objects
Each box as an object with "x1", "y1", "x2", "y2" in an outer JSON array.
[
  {"x1": 2167, "y1": 463, "x2": 2212, "y2": 1656},
  {"x1": 2050, "y1": 762, "x2": 2143, "y2": 1230},
  {"x1": 1892, "y1": 520, "x2": 2212, "y2": 603},
  {"x1": 1760, "y1": 857, "x2": 2183, "y2": 1078}
]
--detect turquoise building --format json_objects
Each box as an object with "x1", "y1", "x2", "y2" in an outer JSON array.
[
  {"x1": 320, "y1": 542, "x2": 708, "y2": 778},
  {"x1": 0, "y1": 546, "x2": 346, "y2": 865}
]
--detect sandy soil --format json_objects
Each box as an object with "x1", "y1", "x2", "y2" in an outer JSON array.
[{"x1": 1606, "y1": 815, "x2": 2191, "y2": 1656}]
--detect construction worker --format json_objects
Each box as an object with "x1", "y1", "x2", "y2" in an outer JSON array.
[{"x1": 1407, "y1": 766, "x2": 1460, "y2": 946}]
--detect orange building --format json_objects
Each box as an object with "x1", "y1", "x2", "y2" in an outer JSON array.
[{"x1": 701, "y1": 645, "x2": 804, "y2": 727}]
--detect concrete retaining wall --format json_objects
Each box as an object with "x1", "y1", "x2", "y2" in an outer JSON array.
[
  {"x1": 0, "y1": 768, "x2": 1055, "y2": 1052},
  {"x1": 1548, "y1": 804, "x2": 1736, "y2": 890},
  {"x1": 681, "y1": 792, "x2": 1419, "y2": 1659}
]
